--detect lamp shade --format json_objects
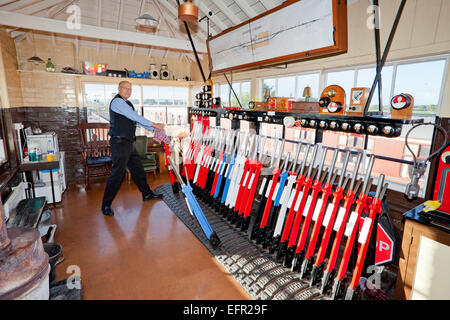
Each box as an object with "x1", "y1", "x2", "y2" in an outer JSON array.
[
  {"x1": 136, "y1": 13, "x2": 158, "y2": 27},
  {"x1": 27, "y1": 56, "x2": 45, "y2": 64},
  {"x1": 178, "y1": 1, "x2": 198, "y2": 22}
]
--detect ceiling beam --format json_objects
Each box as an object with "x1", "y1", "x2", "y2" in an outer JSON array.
[
  {"x1": 234, "y1": 0, "x2": 258, "y2": 18},
  {"x1": 47, "y1": 0, "x2": 77, "y2": 17},
  {"x1": 96, "y1": 0, "x2": 101, "y2": 54},
  {"x1": 0, "y1": 0, "x2": 18, "y2": 6},
  {"x1": 197, "y1": 0, "x2": 228, "y2": 32},
  {"x1": 114, "y1": 0, "x2": 124, "y2": 56},
  {"x1": 18, "y1": 0, "x2": 65, "y2": 15},
  {"x1": 0, "y1": 0, "x2": 36, "y2": 11},
  {"x1": 260, "y1": 0, "x2": 276, "y2": 11},
  {"x1": 213, "y1": 1, "x2": 241, "y2": 26},
  {"x1": 0, "y1": 10, "x2": 208, "y2": 52},
  {"x1": 131, "y1": 0, "x2": 145, "y2": 57},
  {"x1": 148, "y1": 3, "x2": 163, "y2": 58},
  {"x1": 152, "y1": 0, "x2": 188, "y2": 61}
]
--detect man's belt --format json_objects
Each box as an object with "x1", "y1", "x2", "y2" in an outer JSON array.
[{"x1": 111, "y1": 136, "x2": 136, "y2": 142}]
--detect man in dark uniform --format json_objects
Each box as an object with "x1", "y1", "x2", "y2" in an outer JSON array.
[{"x1": 101, "y1": 81, "x2": 165, "y2": 216}]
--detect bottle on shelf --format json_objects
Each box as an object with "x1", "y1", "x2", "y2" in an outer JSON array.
[{"x1": 46, "y1": 58, "x2": 55, "y2": 72}]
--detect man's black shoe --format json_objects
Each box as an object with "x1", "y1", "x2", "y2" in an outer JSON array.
[
  {"x1": 102, "y1": 205, "x2": 114, "y2": 216},
  {"x1": 143, "y1": 192, "x2": 163, "y2": 201}
]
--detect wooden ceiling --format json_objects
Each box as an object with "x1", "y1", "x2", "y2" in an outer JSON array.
[{"x1": 0, "y1": 0, "x2": 284, "y2": 60}]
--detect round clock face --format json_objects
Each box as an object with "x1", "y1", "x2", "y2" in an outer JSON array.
[
  {"x1": 319, "y1": 97, "x2": 330, "y2": 108},
  {"x1": 352, "y1": 90, "x2": 364, "y2": 104},
  {"x1": 327, "y1": 88, "x2": 337, "y2": 97},
  {"x1": 327, "y1": 102, "x2": 341, "y2": 113},
  {"x1": 283, "y1": 116, "x2": 295, "y2": 127},
  {"x1": 391, "y1": 94, "x2": 410, "y2": 110}
]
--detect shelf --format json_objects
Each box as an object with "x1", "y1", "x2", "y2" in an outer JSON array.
[
  {"x1": 17, "y1": 70, "x2": 203, "y2": 87},
  {"x1": 189, "y1": 107, "x2": 425, "y2": 138}
]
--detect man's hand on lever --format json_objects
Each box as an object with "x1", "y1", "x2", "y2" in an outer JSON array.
[{"x1": 153, "y1": 122, "x2": 165, "y2": 132}]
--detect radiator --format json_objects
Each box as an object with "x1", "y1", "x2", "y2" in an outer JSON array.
[{"x1": 3, "y1": 182, "x2": 27, "y2": 221}]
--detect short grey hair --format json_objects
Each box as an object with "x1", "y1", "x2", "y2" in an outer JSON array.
[{"x1": 118, "y1": 80, "x2": 131, "y2": 88}]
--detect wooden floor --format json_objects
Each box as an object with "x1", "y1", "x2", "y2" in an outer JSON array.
[{"x1": 52, "y1": 173, "x2": 250, "y2": 300}]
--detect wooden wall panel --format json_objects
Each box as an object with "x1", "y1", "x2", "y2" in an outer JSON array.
[{"x1": 0, "y1": 29, "x2": 23, "y2": 108}]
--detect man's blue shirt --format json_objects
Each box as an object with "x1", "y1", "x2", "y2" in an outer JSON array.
[{"x1": 111, "y1": 97, "x2": 154, "y2": 132}]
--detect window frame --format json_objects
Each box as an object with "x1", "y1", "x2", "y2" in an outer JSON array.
[
  {"x1": 82, "y1": 82, "x2": 191, "y2": 137},
  {"x1": 257, "y1": 53, "x2": 449, "y2": 116},
  {"x1": 215, "y1": 80, "x2": 252, "y2": 108}
]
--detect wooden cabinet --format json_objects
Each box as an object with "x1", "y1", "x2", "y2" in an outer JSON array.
[
  {"x1": 395, "y1": 210, "x2": 450, "y2": 300},
  {"x1": 158, "y1": 152, "x2": 168, "y2": 174}
]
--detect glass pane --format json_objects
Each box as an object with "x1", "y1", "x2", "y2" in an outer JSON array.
[
  {"x1": 230, "y1": 83, "x2": 241, "y2": 107},
  {"x1": 105, "y1": 84, "x2": 118, "y2": 104},
  {"x1": 297, "y1": 73, "x2": 320, "y2": 102},
  {"x1": 220, "y1": 84, "x2": 230, "y2": 107},
  {"x1": 240, "y1": 82, "x2": 251, "y2": 108},
  {"x1": 357, "y1": 66, "x2": 393, "y2": 113},
  {"x1": 166, "y1": 107, "x2": 188, "y2": 126},
  {"x1": 87, "y1": 107, "x2": 99, "y2": 122},
  {"x1": 143, "y1": 106, "x2": 166, "y2": 124},
  {"x1": 394, "y1": 59, "x2": 446, "y2": 115},
  {"x1": 173, "y1": 87, "x2": 188, "y2": 106},
  {"x1": 158, "y1": 86, "x2": 173, "y2": 105},
  {"x1": 166, "y1": 106, "x2": 189, "y2": 137},
  {"x1": 262, "y1": 78, "x2": 276, "y2": 101},
  {"x1": 129, "y1": 85, "x2": 142, "y2": 106},
  {"x1": 326, "y1": 70, "x2": 355, "y2": 104},
  {"x1": 97, "y1": 106, "x2": 110, "y2": 123},
  {"x1": 143, "y1": 86, "x2": 158, "y2": 105},
  {"x1": 84, "y1": 83, "x2": 105, "y2": 106},
  {"x1": 278, "y1": 76, "x2": 296, "y2": 98}
]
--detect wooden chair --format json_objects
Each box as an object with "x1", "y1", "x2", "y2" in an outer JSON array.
[{"x1": 77, "y1": 122, "x2": 112, "y2": 189}]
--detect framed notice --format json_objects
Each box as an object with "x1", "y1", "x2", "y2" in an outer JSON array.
[{"x1": 207, "y1": 0, "x2": 347, "y2": 74}]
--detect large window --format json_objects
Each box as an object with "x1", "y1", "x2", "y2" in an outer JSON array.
[
  {"x1": 297, "y1": 73, "x2": 321, "y2": 101},
  {"x1": 326, "y1": 69, "x2": 355, "y2": 104},
  {"x1": 277, "y1": 76, "x2": 296, "y2": 98},
  {"x1": 356, "y1": 66, "x2": 393, "y2": 112},
  {"x1": 142, "y1": 86, "x2": 189, "y2": 137},
  {"x1": 393, "y1": 59, "x2": 446, "y2": 115},
  {"x1": 84, "y1": 83, "x2": 189, "y2": 138},
  {"x1": 84, "y1": 83, "x2": 109, "y2": 123},
  {"x1": 260, "y1": 72, "x2": 321, "y2": 102},
  {"x1": 216, "y1": 81, "x2": 251, "y2": 108},
  {"x1": 262, "y1": 78, "x2": 276, "y2": 100},
  {"x1": 258, "y1": 54, "x2": 448, "y2": 197}
]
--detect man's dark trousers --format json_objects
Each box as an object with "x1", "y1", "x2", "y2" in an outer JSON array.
[{"x1": 102, "y1": 136, "x2": 151, "y2": 207}]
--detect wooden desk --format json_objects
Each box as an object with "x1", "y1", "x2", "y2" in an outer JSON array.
[
  {"x1": 395, "y1": 205, "x2": 450, "y2": 300},
  {"x1": 20, "y1": 153, "x2": 60, "y2": 206}
]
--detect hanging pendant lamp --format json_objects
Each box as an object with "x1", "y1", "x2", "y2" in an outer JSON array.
[
  {"x1": 135, "y1": 13, "x2": 159, "y2": 27},
  {"x1": 27, "y1": 32, "x2": 44, "y2": 65},
  {"x1": 178, "y1": 0, "x2": 198, "y2": 23}
]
